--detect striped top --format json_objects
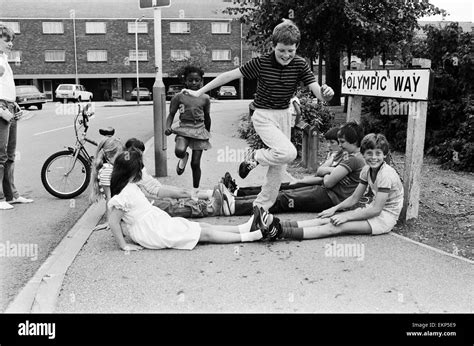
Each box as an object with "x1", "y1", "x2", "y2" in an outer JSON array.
[
  {"x1": 240, "y1": 52, "x2": 316, "y2": 109},
  {"x1": 98, "y1": 163, "x2": 113, "y2": 187}
]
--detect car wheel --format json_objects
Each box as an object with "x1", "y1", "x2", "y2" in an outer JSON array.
[
  {"x1": 37, "y1": 104, "x2": 43, "y2": 110},
  {"x1": 77, "y1": 96, "x2": 82, "y2": 103},
  {"x1": 89, "y1": 97, "x2": 93, "y2": 102}
]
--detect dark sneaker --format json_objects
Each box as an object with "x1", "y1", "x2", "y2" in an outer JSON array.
[
  {"x1": 256, "y1": 207, "x2": 283, "y2": 240},
  {"x1": 239, "y1": 151, "x2": 258, "y2": 179},
  {"x1": 176, "y1": 152, "x2": 189, "y2": 175},
  {"x1": 249, "y1": 205, "x2": 266, "y2": 232},
  {"x1": 265, "y1": 214, "x2": 283, "y2": 241},
  {"x1": 221, "y1": 172, "x2": 238, "y2": 193}
]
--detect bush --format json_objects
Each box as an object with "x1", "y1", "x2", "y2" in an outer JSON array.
[
  {"x1": 237, "y1": 89, "x2": 335, "y2": 155},
  {"x1": 361, "y1": 23, "x2": 473, "y2": 172}
]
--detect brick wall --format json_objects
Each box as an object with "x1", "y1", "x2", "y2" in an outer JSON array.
[{"x1": 6, "y1": 18, "x2": 253, "y2": 77}]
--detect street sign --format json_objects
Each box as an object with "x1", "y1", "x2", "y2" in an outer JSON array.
[
  {"x1": 341, "y1": 68, "x2": 434, "y2": 222},
  {"x1": 342, "y1": 69, "x2": 432, "y2": 101},
  {"x1": 139, "y1": 0, "x2": 171, "y2": 9}
]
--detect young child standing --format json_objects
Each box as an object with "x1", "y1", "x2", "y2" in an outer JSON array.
[
  {"x1": 165, "y1": 65, "x2": 211, "y2": 194},
  {"x1": 107, "y1": 150, "x2": 269, "y2": 251},
  {"x1": 267, "y1": 134, "x2": 404, "y2": 240},
  {"x1": 182, "y1": 19, "x2": 334, "y2": 212}
]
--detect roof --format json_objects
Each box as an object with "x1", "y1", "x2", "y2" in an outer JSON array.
[
  {"x1": 418, "y1": 20, "x2": 473, "y2": 33},
  {"x1": 0, "y1": 0, "x2": 237, "y2": 19}
]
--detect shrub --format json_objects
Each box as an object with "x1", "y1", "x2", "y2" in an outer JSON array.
[{"x1": 361, "y1": 23, "x2": 473, "y2": 171}]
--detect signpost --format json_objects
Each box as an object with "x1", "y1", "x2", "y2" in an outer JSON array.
[
  {"x1": 139, "y1": 0, "x2": 171, "y2": 177},
  {"x1": 341, "y1": 69, "x2": 433, "y2": 221}
]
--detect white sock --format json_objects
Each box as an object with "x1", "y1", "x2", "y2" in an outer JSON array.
[
  {"x1": 241, "y1": 230, "x2": 262, "y2": 242},
  {"x1": 238, "y1": 215, "x2": 254, "y2": 234}
]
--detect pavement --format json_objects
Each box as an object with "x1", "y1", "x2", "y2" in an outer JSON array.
[{"x1": 6, "y1": 100, "x2": 473, "y2": 313}]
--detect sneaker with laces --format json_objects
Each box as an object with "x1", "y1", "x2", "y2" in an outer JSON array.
[
  {"x1": 217, "y1": 183, "x2": 235, "y2": 216},
  {"x1": 220, "y1": 172, "x2": 238, "y2": 193},
  {"x1": 258, "y1": 208, "x2": 283, "y2": 240},
  {"x1": 266, "y1": 216, "x2": 283, "y2": 241},
  {"x1": 239, "y1": 151, "x2": 258, "y2": 179},
  {"x1": 208, "y1": 185, "x2": 223, "y2": 216},
  {"x1": 249, "y1": 205, "x2": 266, "y2": 232}
]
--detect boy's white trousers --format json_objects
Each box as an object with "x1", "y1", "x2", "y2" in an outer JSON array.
[{"x1": 252, "y1": 108, "x2": 297, "y2": 211}]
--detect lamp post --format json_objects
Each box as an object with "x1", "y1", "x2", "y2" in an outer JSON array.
[
  {"x1": 135, "y1": 16, "x2": 144, "y2": 105},
  {"x1": 70, "y1": 9, "x2": 78, "y2": 84}
]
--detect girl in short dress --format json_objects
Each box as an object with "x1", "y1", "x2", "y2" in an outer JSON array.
[
  {"x1": 107, "y1": 149, "x2": 267, "y2": 251},
  {"x1": 165, "y1": 65, "x2": 211, "y2": 194}
]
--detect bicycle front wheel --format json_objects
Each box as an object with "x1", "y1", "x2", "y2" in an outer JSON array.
[{"x1": 41, "y1": 150, "x2": 91, "y2": 199}]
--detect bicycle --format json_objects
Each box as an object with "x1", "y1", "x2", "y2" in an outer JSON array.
[{"x1": 41, "y1": 103, "x2": 115, "y2": 199}]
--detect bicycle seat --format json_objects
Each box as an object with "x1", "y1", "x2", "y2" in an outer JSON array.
[{"x1": 99, "y1": 127, "x2": 115, "y2": 136}]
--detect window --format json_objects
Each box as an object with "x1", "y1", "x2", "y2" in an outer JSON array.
[
  {"x1": 212, "y1": 22, "x2": 230, "y2": 34},
  {"x1": 128, "y1": 22, "x2": 148, "y2": 34},
  {"x1": 129, "y1": 50, "x2": 148, "y2": 61},
  {"x1": 42, "y1": 22, "x2": 64, "y2": 34},
  {"x1": 212, "y1": 50, "x2": 231, "y2": 61},
  {"x1": 170, "y1": 50, "x2": 190, "y2": 61},
  {"x1": 0, "y1": 22, "x2": 20, "y2": 33},
  {"x1": 170, "y1": 22, "x2": 190, "y2": 34},
  {"x1": 7, "y1": 51, "x2": 21, "y2": 62},
  {"x1": 87, "y1": 50, "x2": 107, "y2": 62},
  {"x1": 86, "y1": 22, "x2": 106, "y2": 34},
  {"x1": 45, "y1": 50, "x2": 65, "y2": 62}
]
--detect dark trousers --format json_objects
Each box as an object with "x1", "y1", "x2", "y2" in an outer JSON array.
[
  {"x1": 148, "y1": 196, "x2": 211, "y2": 218},
  {"x1": 234, "y1": 185, "x2": 335, "y2": 216},
  {"x1": 0, "y1": 101, "x2": 18, "y2": 201},
  {"x1": 236, "y1": 182, "x2": 315, "y2": 197}
]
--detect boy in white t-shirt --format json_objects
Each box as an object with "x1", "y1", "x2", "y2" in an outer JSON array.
[{"x1": 266, "y1": 133, "x2": 404, "y2": 240}]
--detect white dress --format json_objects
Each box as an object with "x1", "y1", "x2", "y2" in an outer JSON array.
[{"x1": 108, "y1": 183, "x2": 201, "y2": 250}]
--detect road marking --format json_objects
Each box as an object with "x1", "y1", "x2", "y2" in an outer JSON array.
[
  {"x1": 34, "y1": 125, "x2": 73, "y2": 136},
  {"x1": 106, "y1": 112, "x2": 139, "y2": 119},
  {"x1": 33, "y1": 112, "x2": 140, "y2": 136}
]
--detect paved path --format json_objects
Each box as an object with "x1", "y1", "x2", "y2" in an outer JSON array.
[{"x1": 15, "y1": 100, "x2": 472, "y2": 313}]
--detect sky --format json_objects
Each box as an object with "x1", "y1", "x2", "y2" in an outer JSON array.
[{"x1": 420, "y1": 0, "x2": 473, "y2": 22}]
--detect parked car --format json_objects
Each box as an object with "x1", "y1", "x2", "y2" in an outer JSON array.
[
  {"x1": 55, "y1": 84, "x2": 93, "y2": 102},
  {"x1": 131, "y1": 87, "x2": 152, "y2": 101},
  {"x1": 166, "y1": 84, "x2": 185, "y2": 100},
  {"x1": 15, "y1": 85, "x2": 47, "y2": 110},
  {"x1": 217, "y1": 85, "x2": 238, "y2": 99}
]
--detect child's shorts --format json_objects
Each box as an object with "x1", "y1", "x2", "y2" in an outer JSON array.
[{"x1": 364, "y1": 209, "x2": 398, "y2": 235}]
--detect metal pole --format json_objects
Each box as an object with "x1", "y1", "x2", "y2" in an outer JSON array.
[
  {"x1": 71, "y1": 10, "x2": 78, "y2": 84},
  {"x1": 240, "y1": 22, "x2": 244, "y2": 100},
  {"x1": 153, "y1": 7, "x2": 167, "y2": 177},
  {"x1": 135, "y1": 17, "x2": 141, "y2": 105}
]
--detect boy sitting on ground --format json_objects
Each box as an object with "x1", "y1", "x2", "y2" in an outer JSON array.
[{"x1": 266, "y1": 133, "x2": 404, "y2": 240}]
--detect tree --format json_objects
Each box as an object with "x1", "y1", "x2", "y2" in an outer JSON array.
[{"x1": 224, "y1": 0, "x2": 443, "y2": 105}]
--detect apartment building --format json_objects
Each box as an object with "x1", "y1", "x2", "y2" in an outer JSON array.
[{"x1": 0, "y1": 0, "x2": 257, "y2": 100}]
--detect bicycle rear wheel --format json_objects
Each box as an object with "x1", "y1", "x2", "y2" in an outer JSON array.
[{"x1": 41, "y1": 150, "x2": 91, "y2": 199}]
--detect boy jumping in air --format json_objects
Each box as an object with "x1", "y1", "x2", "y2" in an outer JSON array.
[{"x1": 182, "y1": 19, "x2": 334, "y2": 213}]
